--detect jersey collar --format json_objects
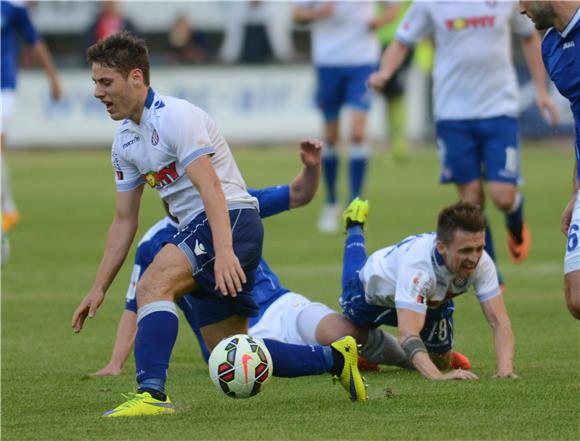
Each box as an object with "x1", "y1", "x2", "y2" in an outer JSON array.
[{"x1": 560, "y1": 6, "x2": 580, "y2": 38}]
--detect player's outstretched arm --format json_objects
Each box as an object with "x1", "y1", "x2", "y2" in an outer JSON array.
[
  {"x1": 369, "y1": 40, "x2": 411, "y2": 92},
  {"x1": 93, "y1": 310, "x2": 137, "y2": 376},
  {"x1": 32, "y1": 40, "x2": 63, "y2": 101},
  {"x1": 186, "y1": 155, "x2": 245, "y2": 296},
  {"x1": 397, "y1": 308, "x2": 478, "y2": 380},
  {"x1": 480, "y1": 295, "x2": 518, "y2": 379},
  {"x1": 71, "y1": 187, "x2": 143, "y2": 333},
  {"x1": 519, "y1": 33, "x2": 559, "y2": 127},
  {"x1": 289, "y1": 138, "x2": 322, "y2": 209}
]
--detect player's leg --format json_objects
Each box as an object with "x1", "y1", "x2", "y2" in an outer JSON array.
[
  {"x1": 564, "y1": 193, "x2": 580, "y2": 319},
  {"x1": 346, "y1": 65, "x2": 374, "y2": 202},
  {"x1": 317, "y1": 67, "x2": 344, "y2": 233},
  {"x1": 481, "y1": 116, "x2": 530, "y2": 264}
]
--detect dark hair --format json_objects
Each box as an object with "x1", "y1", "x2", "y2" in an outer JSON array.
[
  {"x1": 87, "y1": 31, "x2": 150, "y2": 85},
  {"x1": 436, "y1": 201, "x2": 486, "y2": 244}
]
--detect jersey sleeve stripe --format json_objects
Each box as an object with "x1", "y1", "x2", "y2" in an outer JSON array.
[
  {"x1": 477, "y1": 288, "x2": 501, "y2": 303},
  {"x1": 116, "y1": 176, "x2": 145, "y2": 192},
  {"x1": 182, "y1": 147, "x2": 216, "y2": 169},
  {"x1": 395, "y1": 300, "x2": 427, "y2": 314}
]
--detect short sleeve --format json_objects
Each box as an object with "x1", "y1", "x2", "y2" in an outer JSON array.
[
  {"x1": 248, "y1": 185, "x2": 290, "y2": 219},
  {"x1": 163, "y1": 105, "x2": 216, "y2": 169},
  {"x1": 474, "y1": 252, "x2": 501, "y2": 303},
  {"x1": 395, "y1": 2, "x2": 434, "y2": 46},
  {"x1": 14, "y1": 5, "x2": 40, "y2": 45},
  {"x1": 112, "y1": 142, "x2": 145, "y2": 192},
  {"x1": 395, "y1": 266, "x2": 434, "y2": 314},
  {"x1": 510, "y1": 4, "x2": 536, "y2": 37}
]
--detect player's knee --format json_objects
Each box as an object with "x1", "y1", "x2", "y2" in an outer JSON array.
[
  {"x1": 564, "y1": 272, "x2": 580, "y2": 319},
  {"x1": 488, "y1": 185, "x2": 516, "y2": 212}
]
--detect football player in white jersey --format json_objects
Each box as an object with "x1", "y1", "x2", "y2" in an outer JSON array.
[
  {"x1": 369, "y1": 0, "x2": 559, "y2": 285},
  {"x1": 71, "y1": 32, "x2": 285, "y2": 416},
  {"x1": 331, "y1": 198, "x2": 518, "y2": 381},
  {"x1": 292, "y1": 1, "x2": 392, "y2": 233}
]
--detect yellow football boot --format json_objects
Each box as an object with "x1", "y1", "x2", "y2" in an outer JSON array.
[
  {"x1": 331, "y1": 336, "x2": 368, "y2": 402},
  {"x1": 102, "y1": 391, "x2": 176, "y2": 417}
]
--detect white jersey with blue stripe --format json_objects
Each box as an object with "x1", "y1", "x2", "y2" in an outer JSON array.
[
  {"x1": 359, "y1": 233, "x2": 500, "y2": 314},
  {"x1": 396, "y1": 0, "x2": 535, "y2": 120},
  {"x1": 541, "y1": 7, "x2": 580, "y2": 183},
  {"x1": 111, "y1": 88, "x2": 258, "y2": 229}
]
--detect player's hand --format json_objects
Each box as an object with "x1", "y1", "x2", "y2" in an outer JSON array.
[
  {"x1": 493, "y1": 372, "x2": 519, "y2": 379},
  {"x1": 368, "y1": 71, "x2": 390, "y2": 91},
  {"x1": 214, "y1": 249, "x2": 246, "y2": 296},
  {"x1": 439, "y1": 369, "x2": 479, "y2": 380},
  {"x1": 561, "y1": 195, "x2": 576, "y2": 236},
  {"x1": 71, "y1": 289, "x2": 105, "y2": 333},
  {"x1": 316, "y1": 2, "x2": 335, "y2": 19},
  {"x1": 51, "y1": 80, "x2": 63, "y2": 101},
  {"x1": 536, "y1": 92, "x2": 559, "y2": 127},
  {"x1": 92, "y1": 363, "x2": 122, "y2": 376},
  {"x1": 299, "y1": 138, "x2": 323, "y2": 168}
]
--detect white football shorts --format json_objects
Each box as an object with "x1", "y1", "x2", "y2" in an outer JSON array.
[
  {"x1": 249, "y1": 292, "x2": 336, "y2": 345},
  {"x1": 0, "y1": 89, "x2": 16, "y2": 135},
  {"x1": 564, "y1": 190, "x2": 580, "y2": 274}
]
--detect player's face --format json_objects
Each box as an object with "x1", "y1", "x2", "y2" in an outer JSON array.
[
  {"x1": 437, "y1": 230, "x2": 485, "y2": 278},
  {"x1": 91, "y1": 63, "x2": 143, "y2": 122},
  {"x1": 519, "y1": 1, "x2": 555, "y2": 30}
]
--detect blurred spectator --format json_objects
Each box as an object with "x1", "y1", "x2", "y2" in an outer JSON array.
[
  {"x1": 166, "y1": 15, "x2": 211, "y2": 64},
  {"x1": 83, "y1": 1, "x2": 137, "y2": 51},
  {"x1": 220, "y1": 1, "x2": 294, "y2": 64}
]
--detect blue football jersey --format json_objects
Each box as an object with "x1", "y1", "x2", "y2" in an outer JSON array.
[
  {"x1": 1, "y1": 0, "x2": 39, "y2": 90},
  {"x1": 542, "y1": 8, "x2": 580, "y2": 182}
]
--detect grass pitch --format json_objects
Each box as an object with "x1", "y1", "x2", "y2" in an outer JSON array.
[{"x1": 2, "y1": 144, "x2": 578, "y2": 440}]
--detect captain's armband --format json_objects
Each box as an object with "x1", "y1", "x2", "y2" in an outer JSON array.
[{"x1": 401, "y1": 335, "x2": 427, "y2": 361}]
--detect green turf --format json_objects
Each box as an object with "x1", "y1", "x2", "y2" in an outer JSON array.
[{"x1": 2, "y1": 144, "x2": 579, "y2": 440}]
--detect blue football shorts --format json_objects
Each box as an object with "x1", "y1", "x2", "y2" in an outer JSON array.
[
  {"x1": 167, "y1": 208, "x2": 264, "y2": 325},
  {"x1": 436, "y1": 116, "x2": 520, "y2": 185},
  {"x1": 340, "y1": 275, "x2": 455, "y2": 353},
  {"x1": 315, "y1": 64, "x2": 376, "y2": 121}
]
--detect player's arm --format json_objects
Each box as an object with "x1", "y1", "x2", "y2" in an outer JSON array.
[
  {"x1": 368, "y1": 40, "x2": 411, "y2": 91},
  {"x1": 71, "y1": 186, "x2": 143, "y2": 332},
  {"x1": 93, "y1": 309, "x2": 137, "y2": 376},
  {"x1": 562, "y1": 164, "x2": 579, "y2": 236},
  {"x1": 369, "y1": 2, "x2": 401, "y2": 31},
  {"x1": 292, "y1": 2, "x2": 334, "y2": 24},
  {"x1": 479, "y1": 295, "x2": 518, "y2": 379},
  {"x1": 186, "y1": 155, "x2": 245, "y2": 296},
  {"x1": 32, "y1": 40, "x2": 63, "y2": 101},
  {"x1": 289, "y1": 138, "x2": 322, "y2": 209},
  {"x1": 397, "y1": 308, "x2": 478, "y2": 380},
  {"x1": 519, "y1": 32, "x2": 559, "y2": 126}
]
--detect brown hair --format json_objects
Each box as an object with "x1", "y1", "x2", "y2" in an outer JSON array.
[
  {"x1": 87, "y1": 31, "x2": 150, "y2": 85},
  {"x1": 437, "y1": 201, "x2": 486, "y2": 245}
]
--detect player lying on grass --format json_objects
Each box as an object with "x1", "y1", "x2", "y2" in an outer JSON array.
[
  {"x1": 332, "y1": 198, "x2": 518, "y2": 380},
  {"x1": 95, "y1": 148, "x2": 472, "y2": 386}
]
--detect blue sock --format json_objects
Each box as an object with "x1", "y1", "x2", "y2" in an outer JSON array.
[
  {"x1": 262, "y1": 338, "x2": 333, "y2": 377},
  {"x1": 322, "y1": 146, "x2": 339, "y2": 204},
  {"x1": 342, "y1": 227, "x2": 367, "y2": 290},
  {"x1": 135, "y1": 301, "x2": 179, "y2": 395},
  {"x1": 348, "y1": 146, "x2": 368, "y2": 201},
  {"x1": 505, "y1": 194, "x2": 524, "y2": 243},
  {"x1": 484, "y1": 223, "x2": 497, "y2": 262}
]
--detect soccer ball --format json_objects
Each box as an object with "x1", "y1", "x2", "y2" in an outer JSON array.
[{"x1": 208, "y1": 334, "x2": 273, "y2": 398}]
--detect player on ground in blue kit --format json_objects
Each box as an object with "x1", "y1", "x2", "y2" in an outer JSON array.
[
  {"x1": 520, "y1": 0, "x2": 580, "y2": 319},
  {"x1": 71, "y1": 32, "x2": 365, "y2": 417}
]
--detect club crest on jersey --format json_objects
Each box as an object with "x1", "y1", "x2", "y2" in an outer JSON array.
[
  {"x1": 445, "y1": 16, "x2": 495, "y2": 31},
  {"x1": 452, "y1": 277, "x2": 468, "y2": 288},
  {"x1": 151, "y1": 129, "x2": 159, "y2": 146},
  {"x1": 143, "y1": 162, "x2": 178, "y2": 189}
]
